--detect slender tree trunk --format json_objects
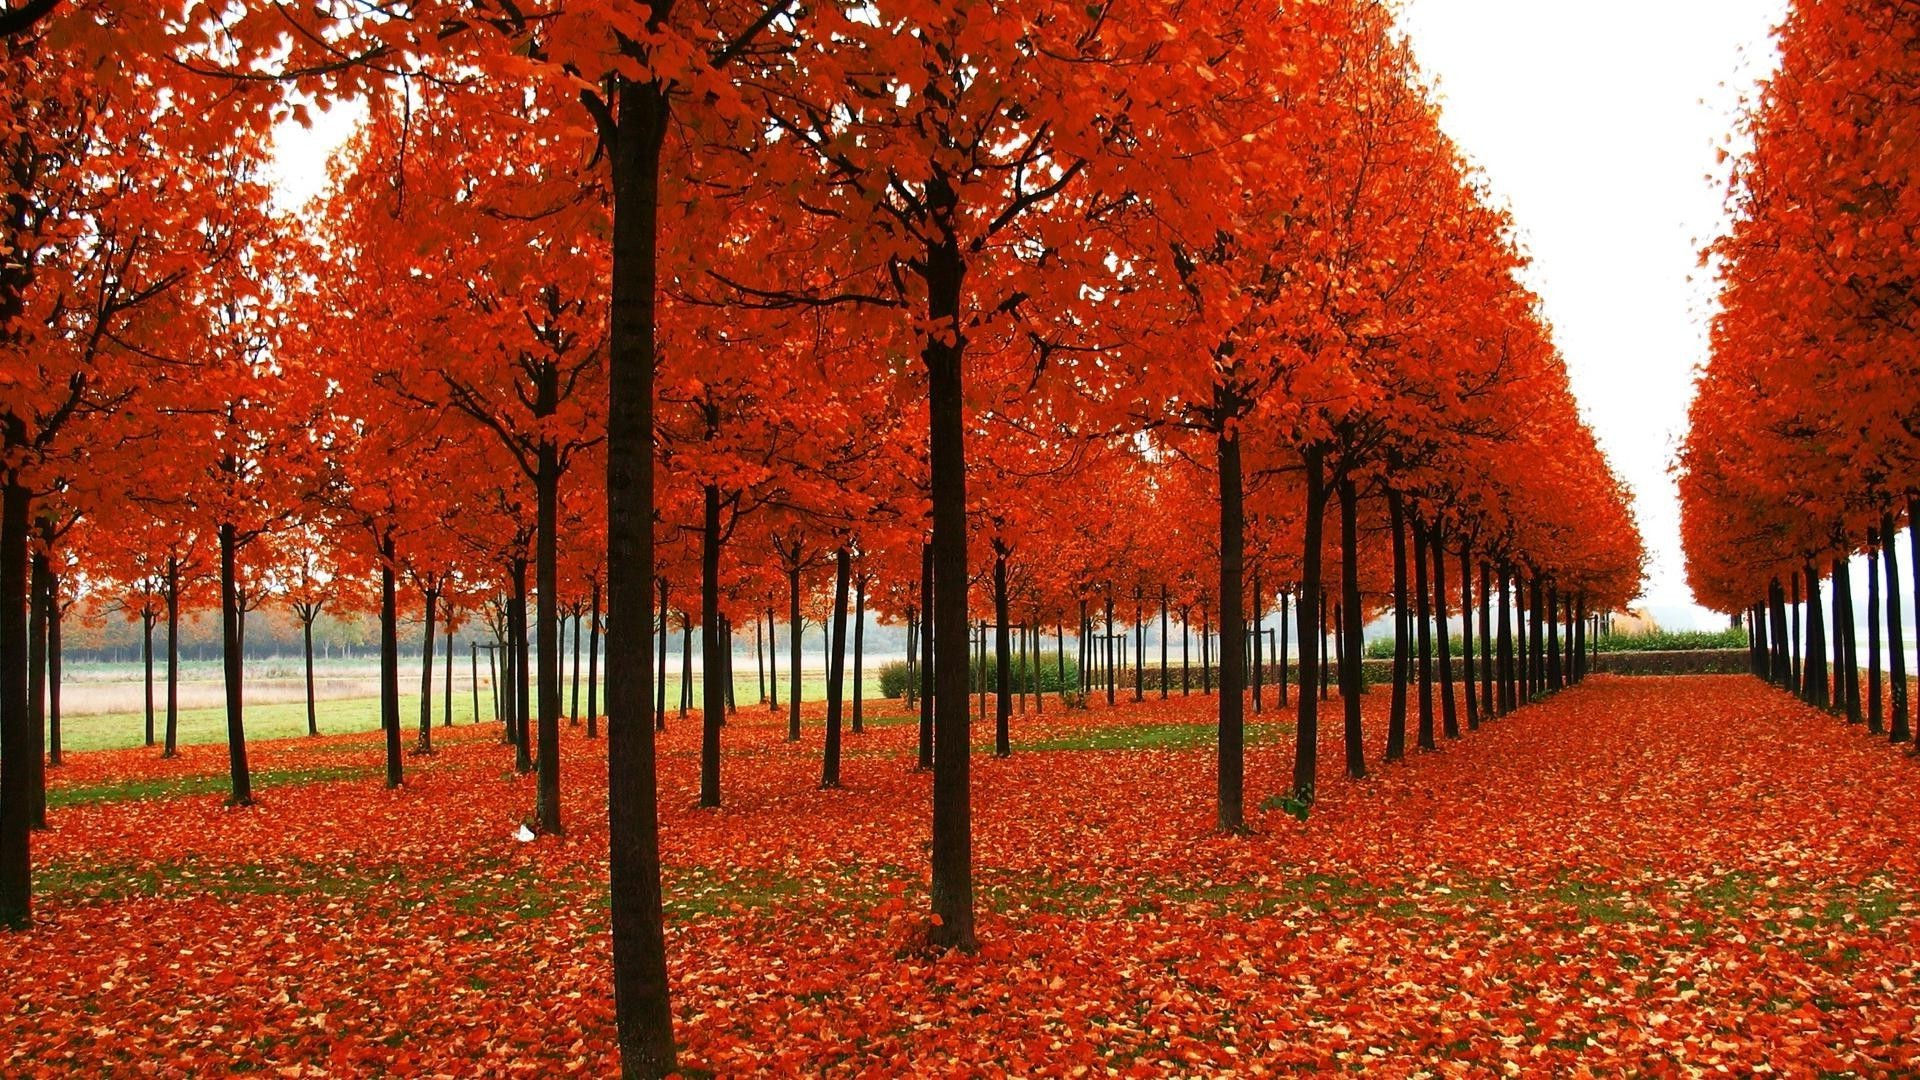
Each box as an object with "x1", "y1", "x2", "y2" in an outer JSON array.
[
  {"x1": 1432, "y1": 524, "x2": 1457, "y2": 740},
  {"x1": 994, "y1": 547, "x2": 1011, "y2": 756},
  {"x1": 1769, "y1": 578, "x2": 1791, "y2": 688},
  {"x1": 1884, "y1": 513, "x2": 1908, "y2": 742},
  {"x1": 571, "y1": 608, "x2": 582, "y2": 725},
  {"x1": 302, "y1": 616, "x2": 318, "y2": 736},
  {"x1": 0, "y1": 466, "x2": 32, "y2": 928},
  {"x1": 1104, "y1": 592, "x2": 1116, "y2": 706},
  {"x1": 219, "y1": 524, "x2": 252, "y2": 806},
  {"x1": 1159, "y1": 586, "x2": 1169, "y2": 700},
  {"x1": 1804, "y1": 564, "x2": 1828, "y2": 709},
  {"x1": 853, "y1": 574, "x2": 866, "y2": 735},
  {"x1": 1292, "y1": 447, "x2": 1327, "y2": 806},
  {"x1": 679, "y1": 619, "x2": 692, "y2": 717},
  {"x1": 1387, "y1": 492, "x2": 1409, "y2": 761},
  {"x1": 533, "y1": 421, "x2": 565, "y2": 831},
  {"x1": 1546, "y1": 587, "x2": 1562, "y2": 692},
  {"x1": 1338, "y1": 475, "x2": 1365, "y2": 778},
  {"x1": 144, "y1": 613, "x2": 157, "y2": 747},
  {"x1": 823, "y1": 547, "x2": 850, "y2": 788},
  {"x1": 380, "y1": 535, "x2": 402, "y2": 789},
  {"x1": 1497, "y1": 565, "x2": 1514, "y2": 715},
  {"x1": 1217, "y1": 422, "x2": 1247, "y2": 831},
  {"x1": 1279, "y1": 591, "x2": 1290, "y2": 705},
  {"x1": 1202, "y1": 602, "x2": 1211, "y2": 694},
  {"x1": 1791, "y1": 571, "x2": 1803, "y2": 693},
  {"x1": 1251, "y1": 570, "x2": 1264, "y2": 715},
  {"x1": 26, "y1": 553, "x2": 47, "y2": 825},
  {"x1": 46, "y1": 584, "x2": 60, "y2": 769},
  {"x1": 924, "y1": 207, "x2": 976, "y2": 951},
  {"x1": 418, "y1": 589, "x2": 437, "y2": 751},
  {"x1": 1479, "y1": 563, "x2": 1493, "y2": 717},
  {"x1": 919, "y1": 542, "x2": 934, "y2": 770},
  {"x1": 699, "y1": 485, "x2": 724, "y2": 809},
  {"x1": 1413, "y1": 518, "x2": 1435, "y2": 750},
  {"x1": 1868, "y1": 534, "x2": 1884, "y2": 735},
  {"x1": 1459, "y1": 542, "x2": 1478, "y2": 730},
  {"x1": 445, "y1": 619, "x2": 454, "y2": 728},
  {"x1": 787, "y1": 565, "x2": 802, "y2": 743},
  {"x1": 1836, "y1": 555, "x2": 1860, "y2": 723},
  {"x1": 512, "y1": 559, "x2": 533, "y2": 772},
  {"x1": 765, "y1": 607, "x2": 778, "y2": 713},
  {"x1": 655, "y1": 580, "x2": 668, "y2": 732}
]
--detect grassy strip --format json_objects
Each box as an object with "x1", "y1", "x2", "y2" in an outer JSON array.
[{"x1": 46, "y1": 764, "x2": 374, "y2": 810}]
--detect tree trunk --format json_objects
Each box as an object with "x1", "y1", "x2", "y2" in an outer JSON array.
[
  {"x1": 1546, "y1": 587, "x2": 1562, "y2": 693},
  {"x1": 303, "y1": 615, "x2": 318, "y2": 736},
  {"x1": 1432, "y1": 524, "x2": 1457, "y2": 740},
  {"x1": 46, "y1": 580, "x2": 61, "y2": 769},
  {"x1": 1338, "y1": 474, "x2": 1365, "y2": 778},
  {"x1": 606, "y1": 73, "x2": 676, "y2": 1076},
  {"x1": 381, "y1": 534, "x2": 402, "y2": 789},
  {"x1": 571, "y1": 608, "x2": 582, "y2": 725},
  {"x1": 1217, "y1": 422, "x2": 1246, "y2": 831},
  {"x1": 27, "y1": 553, "x2": 47, "y2": 825},
  {"x1": 144, "y1": 613, "x2": 157, "y2": 747},
  {"x1": 1804, "y1": 564, "x2": 1828, "y2": 709},
  {"x1": 1497, "y1": 565, "x2": 1514, "y2": 715},
  {"x1": 655, "y1": 580, "x2": 668, "y2": 731},
  {"x1": 766, "y1": 607, "x2": 779, "y2": 712},
  {"x1": 219, "y1": 523, "x2": 252, "y2": 806},
  {"x1": 1251, "y1": 569, "x2": 1263, "y2": 715},
  {"x1": 1292, "y1": 446, "x2": 1327, "y2": 806},
  {"x1": 919, "y1": 542, "x2": 934, "y2": 770},
  {"x1": 512, "y1": 558, "x2": 533, "y2": 772},
  {"x1": 924, "y1": 195, "x2": 976, "y2": 950},
  {"x1": 787, "y1": 564, "x2": 803, "y2": 743},
  {"x1": 993, "y1": 547, "x2": 1011, "y2": 756},
  {"x1": 445, "y1": 618, "x2": 455, "y2": 728},
  {"x1": 1413, "y1": 518, "x2": 1435, "y2": 750},
  {"x1": 418, "y1": 588, "x2": 437, "y2": 752},
  {"x1": 1835, "y1": 555, "x2": 1860, "y2": 723},
  {"x1": 0, "y1": 465, "x2": 31, "y2": 928},
  {"x1": 1104, "y1": 592, "x2": 1116, "y2": 706},
  {"x1": 1387, "y1": 492, "x2": 1409, "y2": 761},
  {"x1": 1479, "y1": 562, "x2": 1494, "y2": 718},
  {"x1": 1160, "y1": 586, "x2": 1169, "y2": 700},
  {"x1": 699, "y1": 485, "x2": 724, "y2": 809},
  {"x1": 165, "y1": 563, "x2": 180, "y2": 756},
  {"x1": 1459, "y1": 542, "x2": 1478, "y2": 730},
  {"x1": 853, "y1": 574, "x2": 866, "y2": 734},
  {"x1": 823, "y1": 547, "x2": 850, "y2": 788},
  {"x1": 1867, "y1": 534, "x2": 1883, "y2": 735},
  {"x1": 1884, "y1": 513, "x2": 1908, "y2": 741}
]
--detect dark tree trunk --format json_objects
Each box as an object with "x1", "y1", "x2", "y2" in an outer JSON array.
[
  {"x1": 512, "y1": 559, "x2": 533, "y2": 772},
  {"x1": 1805, "y1": 564, "x2": 1828, "y2": 709},
  {"x1": 534, "y1": 409, "x2": 565, "y2": 831},
  {"x1": 1217, "y1": 422, "x2": 1246, "y2": 831},
  {"x1": 1791, "y1": 571, "x2": 1803, "y2": 693},
  {"x1": 1251, "y1": 570, "x2": 1264, "y2": 715},
  {"x1": 1884, "y1": 513, "x2": 1908, "y2": 741},
  {"x1": 302, "y1": 615, "x2": 318, "y2": 736},
  {"x1": 1386, "y1": 491, "x2": 1409, "y2": 762},
  {"x1": 1279, "y1": 591, "x2": 1290, "y2": 705},
  {"x1": 1868, "y1": 534, "x2": 1884, "y2": 735},
  {"x1": 1292, "y1": 446, "x2": 1327, "y2": 806},
  {"x1": 924, "y1": 197, "x2": 976, "y2": 951},
  {"x1": 1338, "y1": 474, "x2": 1365, "y2": 778},
  {"x1": 1479, "y1": 563, "x2": 1493, "y2": 717},
  {"x1": 0, "y1": 466, "x2": 31, "y2": 928},
  {"x1": 1769, "y1": 577, "x2": 1792, "y2": 688},
  {"x1": 787, "y1": 564, "x2": 802, "y2": 743},
  {"x1": 1160, "y1": 586, "x2": 1169, "y2": 700},
  {"x1": 822, "y1": 547, "x2": 850, "y2": 788},
  {"x1": 853, "y1": 575, "x2": 866, "y2": 734},
  {"x1": 993, "y1": 546, "x2": 1011, "y2": 756},
  {"x1": 380, "y1": 535, "x2": 402, "y2": 789},
  {"x1": 445, "y1": 619, "x2": 454, "y2": 728},
  {"x1": 919, "y1": 542, "x2": 934, "y2": 770},
  {"x1": 1319, "y1": 590, "x2": 1331, "y2": 702},
  {"x1": 1497, "y1": 565, "x2": 1514, "y2": 715},
  {"x1": 1104, "y1": 592, "x2": 1116, "y2": 706},
  {"x1": 26, "y1": 553, "x2": 47, "y2": 826},
  {"x1": 1201, "y1": 602, "x2": 1211, "y2": 694},
  {"x1": 1413, "y1": 518, "x2": 1435, "y2": 750},
  {"x1": 571, "y1": 608, "x2": 582, "y2": 725},
  {"x1": 143, "y1": 613, "x2": 157, "y2": 747},
  {"x1": 765, "y1": 608, "x2": 778, "y2": 712},
  {"x1": 606, "y1": 73, "x2": 676, "y2": 1075},
  {"x1": 1529, "y1": 577, "x2": 1545, "y2": 704},
  {"x1": 679, "y1": 619, "x2": 691, "y2": 716},
  {"x1": 46, "y1": 581, "x2": 60, "y2": 769},
  {"x1": 1835, "y1": 556, "x2": 1859, "y2": 723},
  {"x1": 1546, "y1": 587, "x2": 1562, "y2": 692},
  {"x1": 219, "y1": 524, "x2": 252, "y2": 807},
  {"x1": 1459, "y1": 541, "x2": 1478, "y2": 730},
  {"x1": 588, "y1": 580, "x2": 602, "y2": 737},
  {"x1": 1432, "y1": 524, "x2": 1458, "y2": 740},
  {"x1": 654, "y1": 580, "x2": 668, "y2": 732},
  {"x1": 699, "y1": 485, "x2": 724, "y2": 809},
  {"x1": 418, "y1": 588, "x2": 437, "y2": 752}
]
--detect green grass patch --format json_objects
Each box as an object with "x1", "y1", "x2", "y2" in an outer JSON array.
[
  {"x1": 47, "y1": 764, "x2": 375, "y2": 809},
  {"x1": 1008, "y1": 720, "x2": 1291, "y2": 753}
]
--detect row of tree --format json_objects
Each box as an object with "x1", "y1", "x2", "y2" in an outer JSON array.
[
  {"x1": 0, "y1": 1, "x2": 1644, "y2": 1075},
  {"x1": 1679, "y1": 0, "x2": 1918, "y2": 732}
]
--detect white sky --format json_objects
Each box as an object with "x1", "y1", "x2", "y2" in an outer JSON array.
[
  {"x1": 269, "y1": 8, "x2": 1796, "y2": 631},
  {"x1": 1396, "y1": 0, "x2": 1791, "y2": 629}
]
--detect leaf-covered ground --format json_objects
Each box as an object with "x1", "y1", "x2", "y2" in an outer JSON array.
[{"x1": 6, "y1": 675, "x2": 1919, "y2": 1076}]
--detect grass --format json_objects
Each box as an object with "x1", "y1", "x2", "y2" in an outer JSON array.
[
  {"x1": 998, "y1": 719, "x2": 1292, "y2": 753},
  {"x1": 47, "y1": 765, "x2": 374, "y2": 809},
  {"x1": 56, "y1": 671, "x2": 887, "y2": 753}
]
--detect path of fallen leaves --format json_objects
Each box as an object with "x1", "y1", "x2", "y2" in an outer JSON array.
[{"x1": 5, "y1": 675, "x2": 1918, "y2": 1076}]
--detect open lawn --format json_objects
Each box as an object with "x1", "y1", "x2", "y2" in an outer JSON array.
[{"x1": 7, "y1": 675, "x2": 1920, "y2": 1074}]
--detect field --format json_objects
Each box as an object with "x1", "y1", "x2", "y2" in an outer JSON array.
[{"x1": 6, "y1": 675, "x2": 1919, "y2": 1075}]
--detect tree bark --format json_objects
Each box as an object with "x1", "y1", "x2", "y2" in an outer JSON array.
[
  {"x1": 0, "y1": 465, "x2": 31, "y2": 927},
  {"x1": 381, "y1": 534, "x2": 402, "y2": 789},
  {"x1": 1217, "y1": 422, "x2": 1246, "y2": 831},
  {"x1": 918, "y1": 542, "x2": 934, "y2": 770},
  {"x1": 1413, "y1": 518, "x2": 1435, "y2": 750},
  {"x1": 1386, "y1": 492, "x2": 1409, "y2": 761},
  {"x1": 1337, "y1": 474, "x2": 1365, "y2": 778},
  {"x1": 853, "y1": 575, "x2": 866, "y2": 734},
  {"x1": 787, "y1": 564, "x2": 803, "y2": 742},
  {"x1": 144, "y1": 612, "x2": 157, "y2": 747},
  {"x1": 1884, "y1": 513, "x2": 1908, "y2": 741},
  {"x1": 27, "y1": 552, "x2": 47, "y2": 824},
  {"x1": 1432, "y1": 524, "x2": 1457, "y2": 740},
  {"x1": 418, "y1": 587, "x2": 437, "y2": 752},
  {"x1": 606, "y1": 70, "x2": 676, "y2": 1077},
  {"x1": 1459, "y1": 541, "x2": 1478, "y2": 730},
  {"x1": 1292, "y1": 446, "x2": 1327, "y2": 806},
  {"x1": 700, "y1": 485, "x2": 724, "y2": 808},
  {"x1": 1867, "y1": 535, "x2": 1883, "y2": 734},
  {"x1": 219, "y1": 523, "x2": 252, "y2": 806},
  {"x1": 512, "y1": 558, "x2": 533, "y2": 771},
  {"x1": 822, "y1": 546, "x2": 850, "y2": 788},
  {"x1": 993, "y1": 546, "x2": 1011, "y2": 756}
]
